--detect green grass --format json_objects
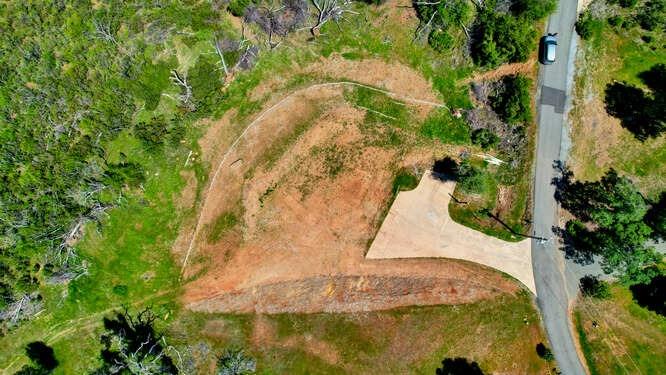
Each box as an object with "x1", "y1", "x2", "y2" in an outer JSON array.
[
  {"x1": 167, "y1": 292, "x2": 548, "y2": 374},
  {"x1": 393, "y1": 169, "x2": 420, "y2": 193},
  {"x1": 206, "y1": 212, "x2": 239, "y2": 243},
  {"x1": 571, "y1": 5, "x2": 666, "y2": 198},
  {"x1": 448, "y1": 160, "x2": 527, "y2": 242},
  {"x1": 420, "y1": 108, "x2": 471, "y2": 145},
  {"x1": 574, "y1": 284, "x2": 666, "y2": 375}
]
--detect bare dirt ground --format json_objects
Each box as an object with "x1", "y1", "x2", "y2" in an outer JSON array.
[
  {"x1": 367, "y1": 172, "x2": 535, "y2": 294},
  {"x1": 178, "y1": 58, "x2": 521, "y2": 314},
  {"x1": 465, "y1": 62, "x2": 534, "y2": 83}
]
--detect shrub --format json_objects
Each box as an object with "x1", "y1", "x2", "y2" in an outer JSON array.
[
  {"x1": 228, "y1": 0, "x2": 250, "y2": 17},
  {"x1": 428, "y1": 29, "x2": 455, "y2": 52},
  {"x1": 579, "y1": 275, "x2": 612, "y2": 299},
  {"x1": 575, "y1": 11, "x2": 603, "y2": 40},
  {"x1": 471, "y1": 8, "x2": 536, "y2": 67},
  {"x1": 607, "y1": 15, "x2": 625, "y2": 28},
  {"x1": 490, "y1": 75, "x2": 533, "y2": 125},
  {"x1": 471, "y1": 129, "x2": 500, "y2": 150},
  {"x1": 511, "y1": 0, "x2": 557, "y2": 21},
  {"x1": 536, "y1": 343, "x2": 555, "y2": 361},
  {"x1": 457, "y1": 160, "x2": 488, "y2": 194},
  {"x1": 636, "y1": 0, "x2": 666, "y2": 31},
  {"x1": 135, "y1": 116, "x2": 169, "y2": 148}
]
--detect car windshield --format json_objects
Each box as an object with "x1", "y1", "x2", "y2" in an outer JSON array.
[{"x1": 546, "y1": 44, "x2": 556, "y2": 61}]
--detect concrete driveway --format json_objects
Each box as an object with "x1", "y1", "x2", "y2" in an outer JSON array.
[{"x1": 366, "y1": 172, "x2": 536, "y2": 294}]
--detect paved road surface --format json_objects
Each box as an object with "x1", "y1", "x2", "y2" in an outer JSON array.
[{"x1": 532, "y1": 0, "x2": 588, "y2": 374}]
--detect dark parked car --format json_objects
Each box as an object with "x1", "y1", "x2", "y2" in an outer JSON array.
[{"x1": 539, "y1": 34, "x2": 557, "y2": 65}]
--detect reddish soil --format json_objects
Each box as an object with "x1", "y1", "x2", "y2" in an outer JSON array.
[{"x1": 179, "y1": 60, "x2": 520, "y2": 314}]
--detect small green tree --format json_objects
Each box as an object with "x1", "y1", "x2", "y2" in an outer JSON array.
[
  {"x1": 536, "y1": 343, "x2": 555, "y2": 361},
  {"x1": 471, "y1": 129, "x2": 499, "y2": 150},
  {"x1": 579, "y1": 275, "x2": 611, "y2": 299},
  {"x1": 217, "y1": 349, "x2": 256, "y2": 375},
  {"x1": 490, "y1": 75, "x2": 533, "y2": 125},
  {"x1": 15, "y1": 341, "x2": 59, "y2": 375},
  {"x1": 511, "y1": 0, "x2": 557, "y2": 21}
]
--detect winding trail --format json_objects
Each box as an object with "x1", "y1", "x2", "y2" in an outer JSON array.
[{"x1": 179, "y1": 81, "x2": 448, "y2": 277}]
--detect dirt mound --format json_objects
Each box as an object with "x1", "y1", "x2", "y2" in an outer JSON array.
[
  {"x1": 188, "y1": 274, "x2": 506, "y2": 314},
  {"x1": 179, "y1": 59, "x2": 520, "y2": 313}
]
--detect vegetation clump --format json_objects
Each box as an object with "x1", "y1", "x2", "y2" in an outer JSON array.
[
  {"x1": 489, "y1": 75, "x2": 532, "y2": 125},
  {"x1": 556, "y1": 168, "x2": 663, "y2": 283},
  {"x1": 579, "y1": 275, "x2": 612, "y2": 299}
]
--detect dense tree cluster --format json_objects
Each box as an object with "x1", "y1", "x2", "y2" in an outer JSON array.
[
  {"x1": 470, "y1": 0, "x2": 556, "y2": 67},
  {"x1": 0, "y1": 1, "x2": 228, "y2": 330},
  {"x1": 605, "y1": 64, "x2": 666, "y2": 140},
  {"x1": 556, "y1": 168, "x2": 663, "y2": 283}
]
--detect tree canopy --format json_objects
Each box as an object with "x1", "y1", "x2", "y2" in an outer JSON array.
[{"x1": 556, "y1": 169, "x2": 663, "y2": 283}]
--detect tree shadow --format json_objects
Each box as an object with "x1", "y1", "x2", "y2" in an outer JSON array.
[
  {"x1": 436, "y1": 357, "x2": 485, "y2": 375},
  {"x1": 604, "y1": 64, "x2": 665, "y2": 141},
  {"x1": 552, "y1": 225, "x2": 595, "y2": 265},
  {"x1": 432, "y1": 156, "x2": 459, "y2": 182},
  {"x1": 630, "y1": 273, "x2": 665, "y2": 316}
]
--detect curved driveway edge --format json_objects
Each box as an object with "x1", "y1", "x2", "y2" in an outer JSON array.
[{"x1": 366, "y1": 172, "x2": 536, "y2": 294}]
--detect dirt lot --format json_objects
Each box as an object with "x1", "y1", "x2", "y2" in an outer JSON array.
[{"x1": 178, "y1": 58, "x2": 521, "y2": 314}]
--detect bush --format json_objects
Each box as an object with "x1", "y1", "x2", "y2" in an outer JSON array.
[
  {"x1": 228, "y1": 0, "x2": 250, "y2": 17},
  {"x1": 607, "y1": 15, "x2": 625, "y2": 28},
  {"x1": 490, "y1": 75, "x2": 533, "y2": 125},
  {"x1": 457, "y1": 160, "x2": 488, "y2": 194},
  {"x1": 428, "y1": 29, "x2": 455, "y2": 52},
  {"x1": 536, "y1": 343, "x2": 555, "y2": 361},
  {"x1": 135, "y1": 116, "x2": 169, "y2": 148},
  {"x1": 579, "y1": 275, "x2": 612, "y2": 299},
  {"x1": 471, "y1": 8, "x2": 536, "y2": 67},
  {"x1": 618, "y1": 0, "x2": 638, "y2": 7},
  {"x1": 636, "y1": 0, "x2": 666, "y2": 31},
  {"x1": 471, "y1": 128, "x2": 500, "y2": 150},
  {"x1": 511, "y1": 0, "x2": 557, "y2": 21},
  {"x1": 575, "y1": 11, "x2": 603, "y2": 40}
]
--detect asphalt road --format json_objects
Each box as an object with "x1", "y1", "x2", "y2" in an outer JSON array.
[{"x1": 532, "y1": 0, "x2": 588, "y2": 374}]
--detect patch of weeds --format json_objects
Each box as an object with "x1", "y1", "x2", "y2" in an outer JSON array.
[
  {"x1": 393, "y1": 169, "x2": 419, "y2": 193},
  {"x1": 259, "y1": 183, "x2": 278, "y2": 208},
  {"x1": 420, "y1": 108, "x2": 470, "y2": 144},
  {"x1": 206, "y1": 212, "x2": 239, "y2": 243},
  {"x1": 314, "y1": 145, "x2": 346, "y2": 178},
  {"x1": 258, "y1": 105, "x2": 325, "y2": 170},
  {"x1": 344, "y1": 86, "x2": 410, "y2": 128}
]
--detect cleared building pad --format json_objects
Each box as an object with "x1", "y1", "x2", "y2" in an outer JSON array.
[{"x1": 366, "y1": 172, "x2": 536, "y2": 294}]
